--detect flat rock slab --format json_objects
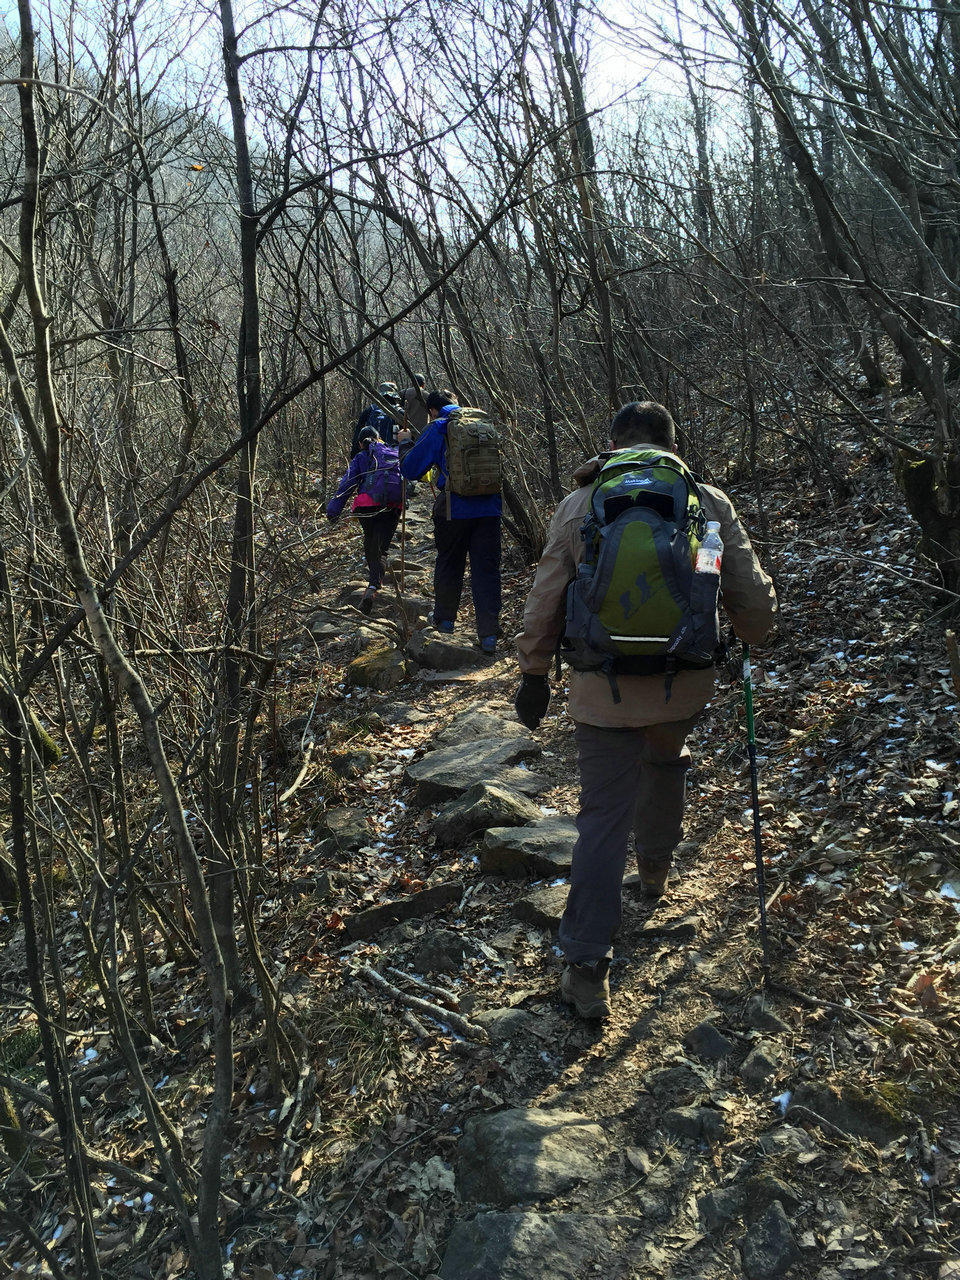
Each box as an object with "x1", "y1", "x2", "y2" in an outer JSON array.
[
  {"x1": 439, "y1": 1212, "x2": 643, "y2": 1280},
  {"x1": 406, "y1": 735, "x2": 542, "y2": 804},
  {"x1": 788, "y1": 1081, "x2": 906, "y2": 1143},
  {"x1": 435, "y1": 783, "x2": 541, "y2": 845},
  {"x1": 473, "y1": 1008, "x2": 535, "y2": 1040},
  {"x1": 458, "y1": 1108, "x2": 608, "y2": 1205},
  {"x1": 435, "y1": 707, "x2": 518, "y2": 747},
  {"x1": 513, "y1": 883, "x2": 569, "y2": 929},
  {"x1": 408, "y1": 628, "x2": 492, "y2": 671},
  {"x1": 639, "y1": 914, "x2": 699, "y2": 942},
  {"x1": 344, "y1": 880, "x2": 463, "y2": 941},
  {"x1": 481, "y1": 819, "x2": 578, "y2": 878},
  {"x1": 758, "y1": 1125, "x2": 818, "y2": 1157}
]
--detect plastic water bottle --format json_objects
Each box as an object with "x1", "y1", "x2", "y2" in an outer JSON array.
[{"x1": 695, "y1": 520, "x2": 723, "y2": 575}]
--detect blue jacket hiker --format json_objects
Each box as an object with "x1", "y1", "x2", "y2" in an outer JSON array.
[
  {"x1": 327, "y1": 426, "x2": 404, "y2": 615},
  {"x1": 398, "y1": 394, "x2": 502, "y2": 653}
]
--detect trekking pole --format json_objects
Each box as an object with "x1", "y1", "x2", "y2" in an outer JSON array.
[
  {"x1": 743, "y1": 642, "x2": 772, "y2": 982},
  {"x1": 400, "y1": 479, "x2": 407, "y2": 594}
]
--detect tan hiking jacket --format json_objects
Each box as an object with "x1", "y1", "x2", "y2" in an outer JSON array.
[{"x1": 516, "y1": 451, "x2": 778, "y2": 728}]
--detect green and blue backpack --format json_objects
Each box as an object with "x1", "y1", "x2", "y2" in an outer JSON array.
[{"x1": 562, "y1": 448, "x2": 721, "y2": 701}]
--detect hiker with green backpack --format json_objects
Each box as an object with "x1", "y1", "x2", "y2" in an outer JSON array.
[
  {"x1": 514, "y1": 401, "x2": 777, "y2": 1019},
  {"x1": 398, "y1": 390, "x2": 503, "y2": 655}
]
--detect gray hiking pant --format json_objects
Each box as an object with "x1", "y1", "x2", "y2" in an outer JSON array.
[{"x1": 558, "y1": 718, "x2": 697, "y2": 966}]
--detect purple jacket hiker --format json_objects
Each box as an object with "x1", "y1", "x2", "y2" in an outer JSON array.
[{"x1": 326, "y1": 440, "x2": 405, "y2": 597}]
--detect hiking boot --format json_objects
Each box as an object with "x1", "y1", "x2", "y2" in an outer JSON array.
[
  {"x1": 560, "y1": 959, "x2": 611, "y2": 1020},
  {"x1": 434, "y1": 618, "x2": 455, "y2": 633},
  {"x1": 360, "y1": 587, "x2": 377, "y2": 615},
  {"x1": 479, "y1": 635, "x2": 497, "y2": 656},
  {"x1": 636, "y1": 860, "x2": 671, "y2": 899}
]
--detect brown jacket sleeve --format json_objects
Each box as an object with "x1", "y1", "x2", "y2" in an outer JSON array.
[
  {"x1": 515, "y1": 489, "x2": 586, "y2": 675},
  {"x1": 702, "y1": 485, "x2": 778, "y2": 644}
]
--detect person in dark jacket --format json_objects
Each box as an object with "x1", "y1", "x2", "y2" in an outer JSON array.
[
  {"x1": 398, "y1": 391, "x2": 502, "y2": 653},
  {"x1": 327, "y1": 425, "x2": 404, "y2": 614},
  {"x1": 350, "y1": 382, "x2": 402, "y2": 456}
]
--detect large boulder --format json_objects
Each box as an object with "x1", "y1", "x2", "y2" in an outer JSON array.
[
  {"x1": 457, "y1": 1109, "x2": 608, "y2": 1205},
  {"x1": 346, "y1": 643, "x2": 407, "y2": 692},
  {"x1": 439, "y1": 1212, "x2": 643, "y2": 1280},
  {"x1": 434, "y1": 783, "x2": 541, "y2": 845},
  {"x1": 405, "y1": 735, "x2": 542, "y2": 804},
  {"x1": 481, "y1": 819, "x2": 577, "y2": 877}
]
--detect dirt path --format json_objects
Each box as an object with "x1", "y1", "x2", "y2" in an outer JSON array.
[{"x1": 209, "y1": 464, "x2": 960, "y2": 1280}]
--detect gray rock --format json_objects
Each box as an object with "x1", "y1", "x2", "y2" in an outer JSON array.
[
  {"x1": 346, "y1": 643, "x2": 407, "y2": 691},
  {"x1": 344, "y1": 880, "x2": 464, "y2": 941},
  {"x1": 436, "y1": 707, "x2": 518, "y2": 747},
  {"x1": 640, "y1": 914, "x2": 699, "y2": 942},
  {"x1": 439, "y1": 1212, "x2": 643, "y2": 1280},
  {"x1": 411, "y1": 928, "x2": 466, "y2": 974},
  {"x1": 434, "y1": 783, "x2": 541, "y2": 845},
  {"x1": 316, "y1": 807, "x2": 370, "y2": 852},
  {"x1": 788, "y1": 1082, "x2": 906, "y2": 1143},
  {"x1": 698, "y1": 1183, "x2": 746, "y2": 1230},
  {"x1": 406, "y1": 735, "x2": 542, "y2": 804},
  {"x1": 513, "y1": 883, "x2": 568, "y2": 929},
  {"x1": 758, "y1": 1125, "x2": 818, "y2": 1157},
  {"x1": 382, "y1": 701, "x2": 432, "y2": 725},
  {"x1": 329, "y1": 747, "x2": 376, "y2": 778},
  {"x1": 491, "y1": 766, "x2": 549, "y2": 798},
  {"x1": 305, "y1": 611, "x2": 342, "y2": 640},
  {"x1": 408, "y1": 627, "x2": 492, "y2": 671},
  {"x1": 481, "y1": 819, "x2": 578, "y2": 878},
  {"x1": 742, "y1": 1174, "x2": 801, "y2": 1217},
  {"x1": 741, "y1": 1042, "x2": 781, "y2": 1089},
  {"x1": 745, "y1": 994, "x2": 791, "y2": 1035},
  {"x1": 473, "y1": 1008, "x2": 534, "y2": 1040},
  {"x1": 683, "y1": 1019, "x2": 735, "y2": 1061},
  {"x1": 661, "y1": 1106, "x2": 725, "y2": 1142},
  {"x1": 458, "y1": 1108, "x2": 608, "y2": 1205},
  {"x1": 742, "y1": 1200, "x2": 801, "y2": 1279},
  {"x1": 643, "y1": 1064, "x2": 705, "y2": 1095}
]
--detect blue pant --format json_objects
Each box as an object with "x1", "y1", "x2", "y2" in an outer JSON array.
[{"x1": 432, "y1": 507, "x2": 502, "y2": 638}]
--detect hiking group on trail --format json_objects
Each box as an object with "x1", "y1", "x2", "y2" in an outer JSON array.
[{"x1": 327, "y1": 388, "x2": 776, "y2": 1020}]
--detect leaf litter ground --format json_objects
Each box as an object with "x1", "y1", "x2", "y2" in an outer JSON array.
[{"x1": 0, "y1": 446, "x2": 958, "y2": 1280}]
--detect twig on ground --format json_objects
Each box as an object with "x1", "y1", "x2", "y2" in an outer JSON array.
[
  {"x1": 355, "y1": 965, "x2": 488, "y2": 1042},
  {"x1": 384, "y1": 965, "x2": 461, "y2": 1010}
]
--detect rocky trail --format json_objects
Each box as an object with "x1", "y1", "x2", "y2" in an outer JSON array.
[
  {"x1": 238, "y1": 456, "x2": 960, "y2": 1280},
  {"x1": 5, "y1": 457, "x2": 958, "y2": 1280}
]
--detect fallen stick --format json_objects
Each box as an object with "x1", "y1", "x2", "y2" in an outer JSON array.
[
  {"x1": 356, "y1": 965, "x2": 488, "y2": 1042},
  {"x1": 279, "y1": 741, "x2": 315, "y2": 804},
  {"x1": 384, "y1": 965, "x2": 461, "y2": 1011}
]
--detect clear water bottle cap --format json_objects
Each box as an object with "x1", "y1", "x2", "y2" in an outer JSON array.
[{"x1": 705, "y1": 520, "x2": 720, "y2": 532}]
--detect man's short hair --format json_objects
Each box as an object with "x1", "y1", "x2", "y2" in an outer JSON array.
[
  {"x1": 414, "y1": 373, "x2": 425, "y2": 387},
  {"x1": 610, "y1": 401, "x2": 676, "y2": 451},
  {"x1": 426, "y1": 389, "x2": 454, "y2": 413}
]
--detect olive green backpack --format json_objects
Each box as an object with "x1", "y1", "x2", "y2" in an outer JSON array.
[
  {"x1": 443, "y1": 406, "x2": 501, "y2": 514},
  {"x1": 562, "y1": 448, "x2": 721, "y2": 700}
]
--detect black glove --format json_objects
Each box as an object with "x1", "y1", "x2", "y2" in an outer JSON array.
[{"x1": 514, "y1": 674, "x2": 550, "y2": 730}]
